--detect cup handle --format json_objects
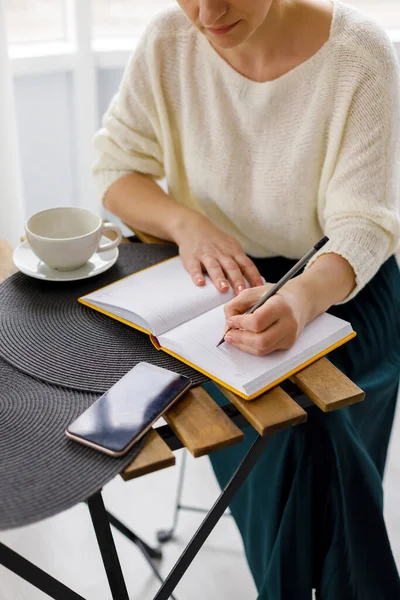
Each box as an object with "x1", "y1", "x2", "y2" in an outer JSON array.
[{"x1": 97, "y1": 222, "x2": 123, "y2": 252}]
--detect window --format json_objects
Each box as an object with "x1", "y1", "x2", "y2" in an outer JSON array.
[
  {"x1": 5, "y1": 0, "x2": 67, "y2": 44},
  {"x1": 93, "y1": 0, "x2": 175, "y2": 39}
]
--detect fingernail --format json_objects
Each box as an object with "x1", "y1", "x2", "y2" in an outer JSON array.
[
  {"x1": 227, "y1": 318, "x2": 236, "y2": 327},
  {"x1": 225, "y1": 335, "x2": 232, "y2": 343},
  {"x1": 220, "y1": 281, "x2": 228, "y2": 290},
  {"x1": 196, "y1": 277, "x2": 204, "y2": 284},
  {"x1": 237, "y1": 285, "x2": 245, "y2": 293}
]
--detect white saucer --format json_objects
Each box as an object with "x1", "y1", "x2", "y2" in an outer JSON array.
[{"x1": 13, "y1": 237, "x2": 119, "y2": 282}]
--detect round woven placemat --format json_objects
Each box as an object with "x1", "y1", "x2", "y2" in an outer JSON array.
[
  {"x1": 0, "y1": 358, "x2": 149, "y2": 530},
  {"x1": 0, "y1": 243, "x2": 208, "y2": 392}
]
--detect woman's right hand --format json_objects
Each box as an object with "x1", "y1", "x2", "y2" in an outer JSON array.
[{"x1": 172, "y1": 211, "x2": 263, "y2": 295}]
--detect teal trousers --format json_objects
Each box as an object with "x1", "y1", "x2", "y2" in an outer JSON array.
[{"x1": 207, "y1": 255, "x2": 400, "y2": 599}]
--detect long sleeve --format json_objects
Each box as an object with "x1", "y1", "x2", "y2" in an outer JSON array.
[
  {"x1": 92, "y1": 3, "x2": 400, "y2": 289},
  {"x1": 92, "y1": 30, "x2": 165, "y2": 201},
  {"x1": 307, "y1": 46, "x2": 400, "y2": 301}
]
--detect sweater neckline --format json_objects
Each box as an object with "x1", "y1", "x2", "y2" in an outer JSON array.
[{"x1": 198, "y1": 0, "x2": 341, "y2": 89}]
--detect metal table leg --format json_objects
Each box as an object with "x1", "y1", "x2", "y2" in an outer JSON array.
[
  {"x1": 106, "y1": 511, "x2": 179, "y2": 600},
  {"x1": 87, "y1": 492, "x2": 130, "y2": 600},
  {"x1": 153, "y1": 433, "x2": 273, "y2": 600},
  {"x1": 0, "y1": 493, "x2": 178, "y2": 600},
  {"x1": 0, "y1": 542, "x2": 85, "y2": 600},
  {"x1": 107, "y1": 511, "x2": 162, "y2": 560}
]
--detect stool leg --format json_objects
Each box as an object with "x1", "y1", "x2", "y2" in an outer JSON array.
[
  {"x1": 157, "y1": 449, "x2": 187, "y2": 543},
  {"x1": 87, "y1": 492, "x2": 129, "y2": 600}
]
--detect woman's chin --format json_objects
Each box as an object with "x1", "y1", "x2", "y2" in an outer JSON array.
[{"x1": 205, "y1": 32, "x2": 246, "y2": 50}]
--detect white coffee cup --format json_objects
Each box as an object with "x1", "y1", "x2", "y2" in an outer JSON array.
[{"x1": 25, "y1": 207, "x2": 123, "y2": 271}]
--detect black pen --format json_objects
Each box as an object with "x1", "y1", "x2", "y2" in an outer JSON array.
[{"x1": 217, "y1": 236, "x2": 329, "y2": 347}]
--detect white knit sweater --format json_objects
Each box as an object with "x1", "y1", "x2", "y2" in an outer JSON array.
[{"x1": 93, "y1": 1, "x2": 400, "y2": 300}]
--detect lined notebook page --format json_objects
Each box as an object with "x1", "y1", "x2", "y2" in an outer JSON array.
[
  {"x1": 159, "y1": 307, "x2": 353, "y2": 396},
  {"x1": 81, "y1": 257, "x2": 235, "y2": 336}
]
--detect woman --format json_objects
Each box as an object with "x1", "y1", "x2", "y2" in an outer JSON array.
[{"x1": 93, "y1": 0, "x2": 400, "y2": 597}]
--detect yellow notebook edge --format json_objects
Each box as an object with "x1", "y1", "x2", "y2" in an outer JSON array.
[
  {"x1": 78, "y1": 254, "x2": 178, "y2": 298},
  {"x1": 78, "y1": 298, "x2": 153, "y2": 337},
  {"x1": 77, "y1": 298, "x2": 357, "y2": 402},
  {"x1": 160, "y1": 331, "x2": 357, "y2": 401}
]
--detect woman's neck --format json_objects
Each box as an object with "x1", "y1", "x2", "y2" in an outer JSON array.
[{"x1": 211, "y1": 0, "x2": 334, "y2": 83}]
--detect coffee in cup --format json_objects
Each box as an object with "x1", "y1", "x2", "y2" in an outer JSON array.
[{"x1": 25, "y1": 207, "x2": 122, "y2": 271}]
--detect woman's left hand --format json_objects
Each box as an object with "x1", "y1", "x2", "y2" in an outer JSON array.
[{"x1": 223, "y1": 279, "x2": 311, "y2": 356}]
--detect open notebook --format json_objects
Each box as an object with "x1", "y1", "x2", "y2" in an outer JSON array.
[{"x1": 79, "y1": 256, "x2": 355, "y2": 401}]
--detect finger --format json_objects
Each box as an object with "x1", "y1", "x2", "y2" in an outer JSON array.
[
  {"x1": 218, "y1": 256, "x2": 247, "y2": 295},
  {"x1": 235, "y1": 255, "x2": 264, "y2": 287},
  {"x1": 224, "y1": 287, "x2": 269, "y2": 320},
  {"x1": 225, "y1": 322, "x2": 284, "y2": 356},
  {"x1": 226, "y1": 293, "x2": 283, "y2": 333},
  {"x1": 183, "y1": 257, "x2": 206, "y2": 286},
  {"x1": 202, "y1": 256, "x2": 230, "y2": 292}
]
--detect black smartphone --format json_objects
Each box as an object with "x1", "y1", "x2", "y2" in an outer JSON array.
[{"x1": 66, "y1": 362, "x2": 191, "y2": 457}]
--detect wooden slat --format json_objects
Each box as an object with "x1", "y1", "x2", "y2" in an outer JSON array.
[
  {"x1": 217, "y1": 385, "x2": 307, "y2": 436},
  {"x1": 121, "y1": 429, "x2": 175, "y2": 481},
  {"x1": 164, "y1": 386, "x2": 244, "y2": 458},
  {"x1": 290, "y1": 358, "x2": 365, "y2": 413},
  {"x1": 0, "y1": 240, "x2": 16, "y2": 283}
]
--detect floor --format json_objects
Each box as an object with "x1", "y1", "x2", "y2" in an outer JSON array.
[{"x1": 1, "y1": 396, "x2": 400, "y2": 600}]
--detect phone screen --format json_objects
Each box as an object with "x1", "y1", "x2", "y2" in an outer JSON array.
[{"x1": 66, "y1": 362, "x2": 191, "y2": 455}]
